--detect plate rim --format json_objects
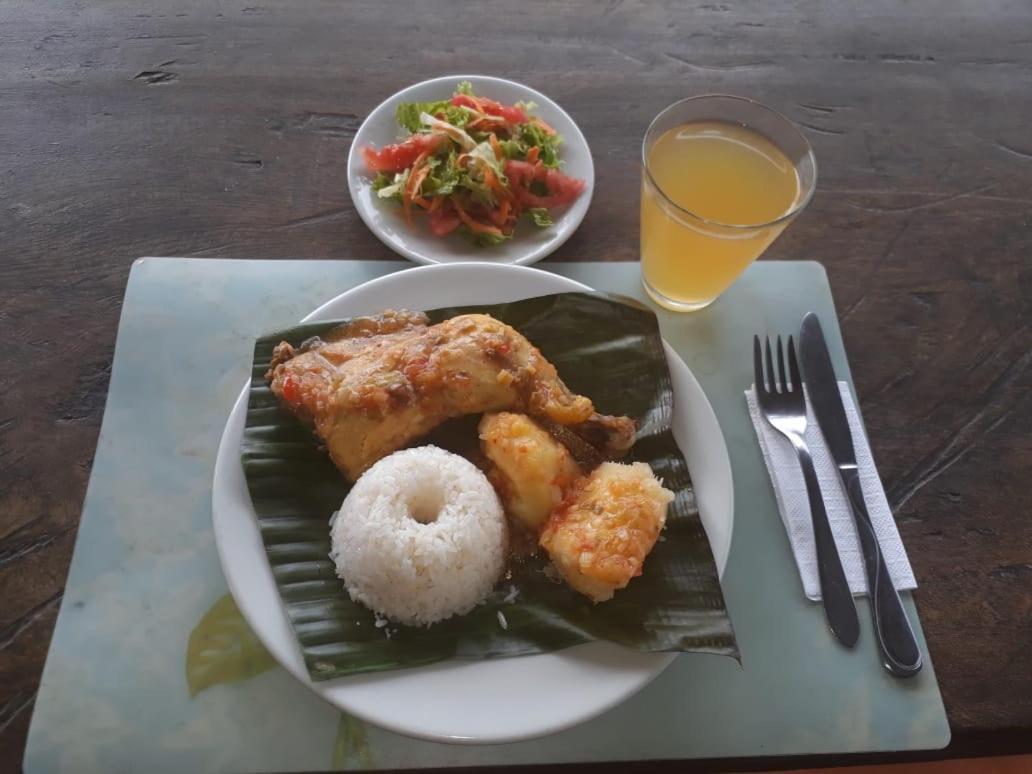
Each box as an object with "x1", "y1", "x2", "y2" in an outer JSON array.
[
  {"x1": 212, "y1": 262, "x2": 733, "y2": 744},
  {"x1": 346, "y1": 74, "x2": 595, "y2": 266}
]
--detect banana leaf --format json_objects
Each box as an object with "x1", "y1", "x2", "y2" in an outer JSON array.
[{"x1": 242, "y1": 292, "x2": 737, "y2": 680}]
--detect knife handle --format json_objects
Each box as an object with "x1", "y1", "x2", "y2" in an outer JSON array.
[
  {"x1": 842, "y1": 467, "x2": 923, "y2": 677},
  {"x1": 791, "y1": 439, "x2": 859, "y2": 647}
]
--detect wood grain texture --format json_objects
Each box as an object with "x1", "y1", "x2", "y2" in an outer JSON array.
[{"x1": 2, "y1": 1, "x2": 1030, "y2": 770}]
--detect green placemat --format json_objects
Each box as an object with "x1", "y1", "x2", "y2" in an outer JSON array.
[{"x1": 24, "y1": 259, "x2": 949, "y2": 773}]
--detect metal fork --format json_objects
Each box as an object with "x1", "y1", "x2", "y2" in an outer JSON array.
[{"x1": 754, "y1": 335, "x2": 860, "y2": 647}]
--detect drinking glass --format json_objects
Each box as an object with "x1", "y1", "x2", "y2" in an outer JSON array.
[{"x1": 640, "y1": 95, "x2": 817, "y2": 311}]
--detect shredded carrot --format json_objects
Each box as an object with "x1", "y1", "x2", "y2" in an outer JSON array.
[
  {"x1": 402, "y1": 187, "x2": 413, "y2": 225},
  {"x1": 482, "y1": 165, "x2": 509, "y2": 199},
  {"x1": 526, "y1": 146, "x2": 540, "y2": 164},
  {"x1": 408, "y1": 168, "x2": 431, "y2": 207},
  {"x1": 489, "y1": 133, "x2": 503, "y2": 160},
  {"x1": 428, "y1": 195, "x2": 443, "y2": 214},
  {"x1": 452, "y1": 197, "x2": 504, "y2": 236},
  {"x1": 411, "y1": 166, "x2": 431, "y2": 194},
  {"x1": 468, "y1": 116, "x2": 505, "y2": 133},
  {"x1": 402, "y1": 152, "x2": 432, "y2": 224},
  {"x1": 487, "y1": 196, "x2": 514, "y2": 228},
  {"x1": 531, "y1": 117, "x2": 557, "y2": 135}
]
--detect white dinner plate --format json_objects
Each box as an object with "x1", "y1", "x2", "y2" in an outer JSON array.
[
  {"x1": 347, "y1": 75, "x2": 594, "y2": 266},
  {"x1": 212, "y1": 263, "x2": 734, "y2": 744}
]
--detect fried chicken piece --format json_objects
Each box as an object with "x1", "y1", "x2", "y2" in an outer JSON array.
[
  {"x1": 540, "y1": 462, "x2": 674, "y2": 602},
  {"x1": 479, "y1": 412, "x2": 583, "y2": 531},
  {"x1": 265, "y1": 310, "x2": 636, "y2": 481},
  {"x1": 268, "y1": 309, "x2": 431, "y2": 371}
]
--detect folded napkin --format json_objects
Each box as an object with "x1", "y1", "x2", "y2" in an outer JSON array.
[{"x1": 746, "y1": 382, "x2": 917, "y2": 601}]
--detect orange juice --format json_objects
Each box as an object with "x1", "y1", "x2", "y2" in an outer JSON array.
[{"x1": 641, "y1": 121, "x2": 801, "y2": 310}]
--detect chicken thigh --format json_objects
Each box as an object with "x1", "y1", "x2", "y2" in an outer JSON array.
[{"x1": 265, "y1": 310, "x2": 635, "y2": 481}]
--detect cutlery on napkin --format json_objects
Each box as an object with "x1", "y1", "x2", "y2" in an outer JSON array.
[
  {"x1": 745, "y1": 383, "x2": 917, "y2": 602},
  {"x1": 798, "y1": 312, "x2": 921, "y2": 676}
]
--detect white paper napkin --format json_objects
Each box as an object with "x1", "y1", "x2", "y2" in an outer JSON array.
[{"x1": 745, "y1": 382, "x2": 917, "y2": 601}]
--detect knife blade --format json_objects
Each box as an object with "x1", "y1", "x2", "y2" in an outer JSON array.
[{"x1": 800, "y1": 312, "x2": 923, "y2": 678}]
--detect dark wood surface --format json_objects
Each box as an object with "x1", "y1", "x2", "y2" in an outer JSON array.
[{"x1": 2, "y1": 1, "x2": 1030, "y2": 770}]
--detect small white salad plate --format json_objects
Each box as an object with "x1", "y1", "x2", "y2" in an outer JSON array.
[
  {"x1": 347, "y1": 75, "x2": 595, "y2": 266},
  {"x1": 212, "y1": 263, "x2": 733, "y2": 744}
]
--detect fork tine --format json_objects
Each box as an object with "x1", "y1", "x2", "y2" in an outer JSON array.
[
  {"x1": 764, "y1": 337, "x2": 776, "y2": 394},
  {"x1": 753, "y1": 335, "x2": 764, "y2": 392},
  {"x1": 788, "y1": 335, "x2": 802, "y2": 392},
  {"x1": 776, "y1": 336, "x2": 787, "y2": 392}
]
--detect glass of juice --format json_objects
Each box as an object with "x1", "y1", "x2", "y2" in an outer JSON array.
[{"x1": 640, "y1": 95, "x2": 816, "y2": 311}]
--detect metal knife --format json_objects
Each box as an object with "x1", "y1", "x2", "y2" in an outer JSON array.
[{"x1": 800, "y1": 312, "x2": 923, "y2": 678}]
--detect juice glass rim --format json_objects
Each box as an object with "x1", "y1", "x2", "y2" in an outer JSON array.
[{"x1": 641, "y1": 94, "x2": 818, "y2": 231}]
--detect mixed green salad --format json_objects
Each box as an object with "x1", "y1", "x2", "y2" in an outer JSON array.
[{"x1": 362, "y1": 82, "x2": 585, "y2": 246}]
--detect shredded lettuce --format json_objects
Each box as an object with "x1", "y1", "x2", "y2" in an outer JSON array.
[
  {"x1": 456, "y1": 81, "x2": 474, "y2": 96},
  {"x1": 498, "y1": 139, "x2": 523, "y2": 159},
  {"x1": 494, "y1": 131, "x2": 563, "y2": 168},
  {"x1": 519, "y1": 123, "x2": 563, "y2": 167},
  {"x1": 468, "y1": 141, "x2": 506, "y2": 179},
  {"x1": 461, "y1": 142, "x2": 509, "y2": 207},
  {"x1": 420, "y1": 112, "x2": 476, "y2": 150},
  {"x1": 463, "y1": 175, "x2": 497, "y2": 209},
  {"x1": 374, "y1": 169, "x2": 409, "y2": 199},
  {"x1": 471, "y1": 230, "x2": 509, "y2": 247},
  {"x1": 422, "y1": 153, "x2": 460, "y2": 197},
  {"x1": 395, "y1": 100, "x2": 468, "y2": 133},
  {"x1": 526, "y1": 208, "x2": 553, "y2": 228},
  {"x1": 466, "y1": 129, "x2": 494, "y2": 145}
]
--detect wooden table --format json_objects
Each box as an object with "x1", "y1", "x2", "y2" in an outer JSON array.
[{"x1": 2, "y1": 1, "x2": 1030, "y2": 770}]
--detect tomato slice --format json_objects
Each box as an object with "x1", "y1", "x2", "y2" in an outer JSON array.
[
  {"x1": 450, "y1": 94, "x2": 528, "y2": 125},
  {"x1": 362, "y1": 133, "x2": 448, "y2": 174},
  {"x1": 504, "y1": 159, "x2": 586, "y2": 209},
  {"x1": 428, "y1": 207, "x2": 461, "y2": 236}
]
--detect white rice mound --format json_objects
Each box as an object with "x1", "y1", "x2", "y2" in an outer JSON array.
[{"x1": 330, "y1": 446, "x2": 508, "y2": 626}]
